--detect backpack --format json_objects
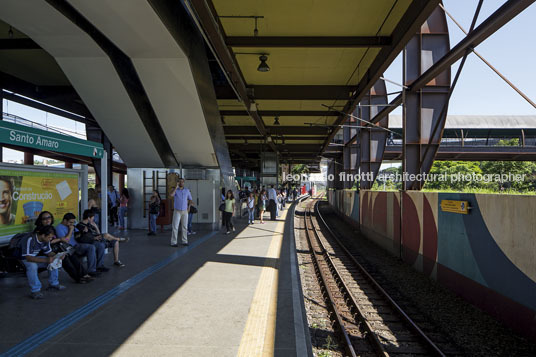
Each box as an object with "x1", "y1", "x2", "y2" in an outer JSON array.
[
  {"x1": 149, "y1": 201, "x2": 160, "y2": 215},
  {"x1": 9, "y1": 232, "x2": 32, "y2": 259}
]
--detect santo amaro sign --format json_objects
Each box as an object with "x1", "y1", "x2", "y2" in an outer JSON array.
[{"x1": 0, "y1": 121, "x2": 104, "y2": 158}]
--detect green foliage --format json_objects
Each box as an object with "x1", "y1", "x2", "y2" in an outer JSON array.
[
  {"x1": 425, "y1": 161, "x2": 484, "y2": 191},
  {"x1": 373, "y1": 166, "x2": 402, "y2": 191},
  {"x1": 291, "y1": 164, "x2": 309, "y2": 175}
]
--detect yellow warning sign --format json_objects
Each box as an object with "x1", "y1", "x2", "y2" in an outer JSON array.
[{"x1": 440, "y1": 200, "x2": 470, "y2": 214}]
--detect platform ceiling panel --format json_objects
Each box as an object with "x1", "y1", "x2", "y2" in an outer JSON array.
[
  {"x1": 0, "y1": 0, "x2": 164, "y2": 167},
  {"x1": 208, "y1": 0, "x2": 424, "y2": 166},
  {"x1": 213, "y1": 0, "x2": 412, "y2": 37},
  {"x1": 68, "y1": 0, "x2": 219, "y2": 167},
  {"x1": 233, "y1": 47, "x2": 374, "y2": 85}
]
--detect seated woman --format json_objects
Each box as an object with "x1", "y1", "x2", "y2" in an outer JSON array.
[
  {"x1": 34, "y1": 211, "x2": 92, "y2": 284},
  {"x1": 76, "y1": 209, "x2": 128, "y2": 269}
]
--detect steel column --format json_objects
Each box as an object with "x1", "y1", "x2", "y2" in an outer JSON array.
[
  {"x1": 404, "y1": 6, "x2": 451, "y2": 190},
  {"x1": 357, "y1": 80, "x2": 388, "y2": 190}
]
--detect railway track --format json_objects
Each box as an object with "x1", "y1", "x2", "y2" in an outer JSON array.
[{"x1": 302, "y1": 198, "x2": 446, "y2": 356}]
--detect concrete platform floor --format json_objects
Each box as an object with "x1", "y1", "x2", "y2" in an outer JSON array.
[{"x1": 0, "y1": 205, "x2": 311, "y2": 357}]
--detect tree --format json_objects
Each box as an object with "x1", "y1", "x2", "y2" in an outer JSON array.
[
  {"x1": 478, "y1": 139, "x2": 536, "y2": 191},
  {"x1": 291, "y1": 164, "x2": 309, "y2": 175},
  {"x1": 373, "y1": 166, "x2": 402, "y2": 190},
  {"x1": 425, "y1": 161, "x2": 485, "y2": 191}
]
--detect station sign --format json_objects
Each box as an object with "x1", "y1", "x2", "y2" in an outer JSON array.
[
  {"x1": 0, "y1": 121, "x2": 104, "y2": 158},
  {"x1": 440, "y1": 199, "x2": 470, "y2": 214}
]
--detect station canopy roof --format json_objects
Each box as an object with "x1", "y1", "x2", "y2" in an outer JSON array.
[{"x1": 0, "y1": 1, "x2": 442, "y2": 168}]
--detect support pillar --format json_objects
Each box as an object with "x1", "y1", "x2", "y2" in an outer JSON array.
[
  {"x1": 100, "y1": 151, "x2": 108, "y2": 234},
  {"x1": 81, "y1": 164, "x2": 88, "y2": 214},
  {"x1": 24, "y1": 152, "x2": 34, "y2": 165},
  {"x1": 404, "y1": 7, "x2": 451, "y2": 190},
  {"x1": 357, "y1": 79, "x2": 388, "y2": 190},
  {"x1": 65, "y1": 161, "x2": 73, "y2": 169},
  {"x1": 118, "y1": 173, "x2": 125, "y2": 193}
]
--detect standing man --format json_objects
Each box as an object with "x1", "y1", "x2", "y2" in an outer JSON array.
[
  {"x1": 268, "y1": 185, "x2": 277, "y2": 221},
  {"x1": 107, "y1": 185, "x2": 119, "y2": 227},
  {"x1": 170, "y1": 178, "x2": 193, "y2": 247}
]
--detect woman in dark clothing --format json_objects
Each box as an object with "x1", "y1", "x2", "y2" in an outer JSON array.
[
  {"x1": 34, "y1": 211, "x2": 91, "y2": 284},
  {"x1": 148, "y1": 190, "x2": 161, "y2": 236}
]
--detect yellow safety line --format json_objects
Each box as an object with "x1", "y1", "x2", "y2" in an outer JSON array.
[{"x1": 237, "y1": 210, "x2": 286, "y2": 357}]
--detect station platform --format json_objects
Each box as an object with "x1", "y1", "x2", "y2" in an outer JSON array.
[{"x1": 0, "y1": 203, "x2": 311, "y2": 356}]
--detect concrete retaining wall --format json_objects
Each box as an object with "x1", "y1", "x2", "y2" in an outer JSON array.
[{"x1": 328, "y1": 189, "x2": 536, "y2": 340}]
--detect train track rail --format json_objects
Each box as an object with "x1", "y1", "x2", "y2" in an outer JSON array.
[{"x1": 302, "y1": 198, "x2": 446, "y2": 356}]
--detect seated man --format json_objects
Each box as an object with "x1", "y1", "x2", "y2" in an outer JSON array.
[
  {"x1": 56, "y1": 213, "x2": 99, "y2": 279},
  {"x1": 20, "y1": 225, "x2": 66, "y2": 299},
  {"x1": 76, "y1": 210, "x2": 128, "y2": 270}
]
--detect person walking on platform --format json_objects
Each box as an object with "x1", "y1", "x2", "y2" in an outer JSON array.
[
  {"x1": 223, "y1": 190, "x2": 235, "y2": 234},
  {"x1": 170, "y1": 178, "x2": 192, "y2": 247},
  {"x1": 118, "y1": 188, "x2": 129, "y2": 230},
  {"x1": 148, "y1": 190, "x2": 161, "y2": 236},
  {"x1": 247, "y1": 192, "x2": 255, "y2": 224},
  {"x1": 268, "y1": 185, "x2": 277, "y2": 221}
]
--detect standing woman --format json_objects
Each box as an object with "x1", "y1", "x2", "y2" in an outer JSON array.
[
  {"x1": 118, "y1": 188, "x2": 129, "y2": 230},
  {"x1": 148, "y1": 190, "x2": 161, "y2": 236},
  {"x1": 223, "y1": 190, "x2": 235, "y2": 234},
  {"x1": 259, "y1": 189, "x2": 267, "y2": 224},
  {"x1": 247, "y1": 192, "x2": 255, "y2": 224}
]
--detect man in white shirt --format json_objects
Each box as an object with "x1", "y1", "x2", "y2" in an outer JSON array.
[
  {"x1": 267, "y1": 185, "x2": 277, "y2": 221},
  {"x1": 170, "y1": 178, "x2": 193, "y2": 246}
]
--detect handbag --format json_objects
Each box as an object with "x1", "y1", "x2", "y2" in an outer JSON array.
[
  {"x1": 189, "y1": 205, "x2": 198, "y2": 214},
  {"x1": 219, "y1": 203, "x2": 225, "y2": 212}
]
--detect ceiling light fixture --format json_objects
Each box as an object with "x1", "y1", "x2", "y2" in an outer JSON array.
[
  {"x1": 257, "y1": 55, "x2": 270, "y2": 72},
  {"x1": 273, "y1": 115, "x2": 280, "y2": 125},
  {"x1": 235, "y1": 52, "x2": 271, "y2": 73}
]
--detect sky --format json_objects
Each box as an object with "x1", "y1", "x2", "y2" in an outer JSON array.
[
  {"x1": 2, "y1": 0, "x2": 535, "y2": 162},
  {"x1": 383, "y1": 0, "x2": 536, "y2": 115}
]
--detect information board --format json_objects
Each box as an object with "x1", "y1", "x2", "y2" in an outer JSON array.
[
  {"x1": 440, "y1": 200, "x2": 470, "y2": 214},
  {"x1": 0, "y1": 168, "x2": 79, "y2": 242}
]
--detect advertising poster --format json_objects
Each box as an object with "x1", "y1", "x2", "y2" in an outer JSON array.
[{"x1": 0, "y1": 168, "x2": 79, "y2": 242}]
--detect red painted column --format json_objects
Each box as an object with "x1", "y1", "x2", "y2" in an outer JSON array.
[
  {"x1": 24, "y1": 152, "x2": 34, "y2": 165},
  {"x1": 118, "y1": 173, "x2": 125, "y2": 192}
]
